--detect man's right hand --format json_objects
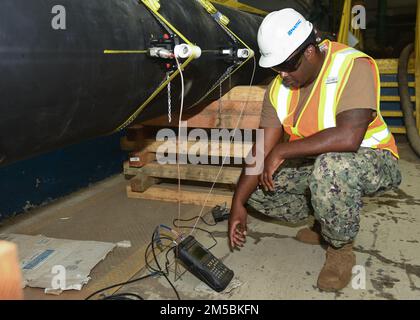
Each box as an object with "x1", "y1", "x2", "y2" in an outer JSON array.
[
  {"x1": 227, "y1": 128, "x2": 283, "y2": 249},
  {"x1": 228, "y1": 203, "x2": 248, "y2": 249}
]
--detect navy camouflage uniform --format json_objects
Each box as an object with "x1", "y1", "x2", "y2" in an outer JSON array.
[{"x1": 247, "y1": 148, "x2": 402, "y2": 248}]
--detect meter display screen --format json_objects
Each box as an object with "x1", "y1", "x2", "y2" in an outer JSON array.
[{"x1": 190, "y1": 244, "x2": 208, "y2": 261}]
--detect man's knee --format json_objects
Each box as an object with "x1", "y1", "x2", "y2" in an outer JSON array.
[
  {"x1": 309, "y1": 153, "x2": 359, "y2": 193},
  {"x1": 247, "y1": 189, "x2": 311, "y2": 223}
]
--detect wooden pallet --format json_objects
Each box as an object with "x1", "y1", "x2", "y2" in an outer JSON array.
[{"x1": 123, "y1": 86, "x2": 260, "y2": 208}]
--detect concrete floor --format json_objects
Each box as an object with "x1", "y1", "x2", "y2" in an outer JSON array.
[{"x1": 1, "y1": 141, "x2": 420, "y2": 300}]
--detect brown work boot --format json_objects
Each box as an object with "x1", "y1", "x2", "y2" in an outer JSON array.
[
  {"x1": 317, "y1": 244, "x2": 356, "y2": 292},
  {"x1": 295, "y1": 221, "x2": 323, "y2": 245}
]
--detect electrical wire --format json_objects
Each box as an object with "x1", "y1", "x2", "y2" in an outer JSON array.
[
  {"x1": 173, "y1": 215, "x2": 217, "y2": 227},
  {"x1": 85, "y1": 272, "x2": 161, "y2": 300},
  {"x1": 151, "y1": 229, "x2": 181, "y2": 300},
  {"x1": 188, "y1": 56, "x2": 257, "y2": 236},
  {"x1": 174, "y1": 55, "x2": 186, "y2": 282},
  {"x1": 145, "y1": 236, "x2": 177, "y2": 274},
  {"x1": 165, "y1": 246, "x2": 177, "y2": 274},
  {"x1": 173, "y1": 219, "x2": 218, "y2": 251},
  {"x1": 102, "y1": 293, "x2": 144, "y2": 300}
]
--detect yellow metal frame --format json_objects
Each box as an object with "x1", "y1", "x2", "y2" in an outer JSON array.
[
  {"x1": 416, "y1": 0, "x2": 420, "y2": 135},
  {"x1": 209, "y1": 0, "x2": 268, "y2": 16},
  {"x1": 338, "y1": 0, "x2": 365, "y2": 48},
  {"x1": 338, "y1": 0, "x2": 351, "y2": 45}
]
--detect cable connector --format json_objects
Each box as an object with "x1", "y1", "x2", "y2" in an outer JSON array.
[
  {"x1": 220, "y1": 48, "x2": 253, "y2": 61},
  {"x1": 237, "y1": 48, "x2": 254, "y2": 59},
  {"x1": 211, "y1": 203, "x2": 230, "y2": 223},
  {"x1": 148, "y1": 47, "x2": 175, "y2": 59},
  {"x1": 174, "y1": 44, "x2": 202, "y2": 59}
]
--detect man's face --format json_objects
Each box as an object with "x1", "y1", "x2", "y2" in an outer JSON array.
[{"x1": 271, "y1": 45, "x2": 312, "y2": 88}]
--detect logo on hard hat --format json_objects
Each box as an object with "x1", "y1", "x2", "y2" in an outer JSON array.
[{"x1": 288, "y1": 19, "x2": 302, "y2": 36}]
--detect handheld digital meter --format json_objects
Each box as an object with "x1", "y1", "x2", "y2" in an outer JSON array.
[{"x1": 175, "y1": 235, "x2": 234, "y2": 292}]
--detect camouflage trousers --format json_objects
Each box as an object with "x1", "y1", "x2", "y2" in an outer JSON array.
[{"x1": 247, "y1": 148, "x2": 402, "y2": 248}]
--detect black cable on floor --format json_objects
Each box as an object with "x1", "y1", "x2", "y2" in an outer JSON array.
[
  {"x1": 102, "y1": 293, "x2": 144, "y2": 300},
  {"x1": 85, "y1": 272, "x2": 161, "y2": 300},
  {"x1": 144, "y1": 236, "x2": 175, "y2": 274},
  {"x1": 165, "y1": 246, "x2": 177, "y2": 274},
  {"x1": 151, "y1": 229, "x2": 181, "y2": 300},
  {"x1": 86, "y1": 235, "x2": 177, "y2": 300}
]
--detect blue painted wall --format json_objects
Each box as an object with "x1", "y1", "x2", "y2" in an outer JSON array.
[
  {"x1": 0, "y1": 132, "x2": 127, "y2": 222},
  {"x1": 380, "y1": 74, "x2": 416, "y2": 127}
]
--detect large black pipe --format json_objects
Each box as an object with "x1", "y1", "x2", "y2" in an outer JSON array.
[
  {"x1": 398, "y1": 43, "x2": 420, "y2": 157},
  {"x1": 0, "y1": 0, "x2": 271, "y2": 166}
]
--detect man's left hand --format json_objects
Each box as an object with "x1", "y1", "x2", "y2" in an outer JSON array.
[{"x1": 259, "y1": 145, "x2": 285, "y2": 192}]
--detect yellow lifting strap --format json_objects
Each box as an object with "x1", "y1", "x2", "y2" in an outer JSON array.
[
  {"x1": 112, "y1": 0, "x2": 198, "y2": 132},
  {"x1": 142, "y1": 0, "x2": 161, "y2": 12},
  {"x1": 210, "y1": 0, "x2": 268, "y2": 16},
  {"x1": 193, "y1": 0, "x2": 255, "y2": 101},
  {"x1": 197, "y1": 0, "x2": 230, "y2": 25}
]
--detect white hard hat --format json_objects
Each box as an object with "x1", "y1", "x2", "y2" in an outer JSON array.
[{"x1": 258, "y1": 8, "x2": 314, "y2": 68}]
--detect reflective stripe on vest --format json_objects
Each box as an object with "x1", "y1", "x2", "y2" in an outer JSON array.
[
  {"x1": 276, "y1": 83, "x2": 291, "y2": 123},
  {"x1": 361, "y1": 122, "x2": 391, "y2": 147},
  {"x1": 361, "y1": 127, "x2": 391, "y2": 147},
  {"x1": 322, "y1": 48, "x2": 359, "y2": 129}
]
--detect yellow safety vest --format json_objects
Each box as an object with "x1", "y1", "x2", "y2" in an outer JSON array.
[{"x1": 269, "y1": 40, "x2": 399, "y2": 158}]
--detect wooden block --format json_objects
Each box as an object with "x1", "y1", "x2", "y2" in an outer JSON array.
[
  {"x1": 0, "y1": 241, "x2": 24, "y2": 300},
  {"x1": 201, "y1": 100, "x2": 264, "y2": 115},
  {"x1": 130, "y1": 173, "x2": 160, "y2": 193},
  {"x1": 127, "y1": 184, "x2": 233, "y2": 208},
  {"x1": 120, "y1": 136, "x2": 138, "y2": 152},
  {"x1": 141, "y1": 100, "x2": 263, "y2": 129},
  {"x1": 128, "y1": 162, "x2": 241, "y2": 184},
  {"x1": 144, "y1": 139, "x2": 253, "y2": 159},
  {"x1": 122, "y1": 126, "x2": 156, "y2": 151},
  {"x1": 123, "y1": 161, "x2": 139, "y2": 177},
  {"x1": 128, "y1": 151, "x2": 155, "y2": 168},
  {"x1": 220, "y1": 86, "x2": 266, "y2": 102}
]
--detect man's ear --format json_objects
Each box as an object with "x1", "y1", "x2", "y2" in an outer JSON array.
[{"x1": 304, "y1": 45, "x2": 316, "y2": 61}]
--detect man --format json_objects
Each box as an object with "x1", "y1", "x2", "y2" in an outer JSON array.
[{"x1": 228, "y1": 8, "x2": 402, "y2": 292}]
